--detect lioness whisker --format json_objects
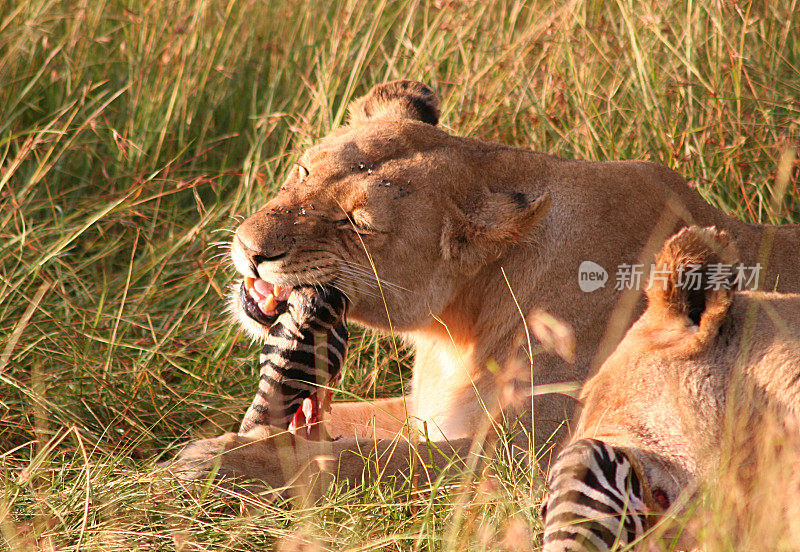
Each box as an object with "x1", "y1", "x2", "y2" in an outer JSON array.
[
  {"x1": 340, "y1": 265, "x2": 406, "y2": 291},
  {"x1": 334, "y1": 274, "x2": 383, "y2": 300},
  {"x1": 207, "y1": 251, "x2": 232, "y2": 262},
  {"x1": 336, "y1": 260, "x2": 410, "y2": 293},
  {"x1": 330, "y1": 282, "x2": 353, "y2": 304},
  {"x1": 335, "y1": 274, "x2": 381, "y2": 296},
  {"x1": 334, "y1": 268, "x2": 390, "y2": 294}
]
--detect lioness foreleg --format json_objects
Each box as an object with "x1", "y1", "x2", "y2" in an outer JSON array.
[
  {"x1": 169, "y1": 426, "x2": 476, "y2": 499},
  {"x1": 326, "y1": 396, "x2": 413, "y2": 439}
]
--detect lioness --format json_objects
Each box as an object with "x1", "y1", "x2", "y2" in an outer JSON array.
[
  {"x1": 542, "y1": 226, "x2": 800, "y2": 551},
  {"x1": 171, "y1": 80, "x2": 799, "y2": 490}
]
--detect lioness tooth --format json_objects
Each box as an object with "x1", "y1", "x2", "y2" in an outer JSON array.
[
  {"x1": 273, "y1": 286, "x2": 290, "y2": 302},
  {"x1": 245, "y1": 276, "x2": 255, "y2": 289},
  {"x1": 263, "y1": 295, "x2": 277, "y2": 312}
]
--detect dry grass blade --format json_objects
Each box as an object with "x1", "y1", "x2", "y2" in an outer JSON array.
[{"x1": 0, "y1": 281, "x2": 50, "y2": 374}]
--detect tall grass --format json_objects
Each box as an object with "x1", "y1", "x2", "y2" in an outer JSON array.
[{"x1": 0, "y1": 0, "x2": 797, "y2": 549}]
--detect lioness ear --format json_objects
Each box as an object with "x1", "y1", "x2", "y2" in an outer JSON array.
[
  {"x1": 646, "y1": 226, "x2": 738, "y2": 333},
  {"x1": 440, "y1": 191, "x2": 551, "y2": 270},
  {"x1": 349, "y1": 80, "x2": 439, "y2": 125}
]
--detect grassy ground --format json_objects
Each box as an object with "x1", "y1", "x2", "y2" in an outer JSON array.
[{"x1": 1, "y1": 0, "x2": 798, "y2": 550}]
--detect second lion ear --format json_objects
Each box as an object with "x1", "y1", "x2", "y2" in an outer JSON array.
[
  {"x1": 646, "y1": 226, "x2": 738, "y2": 333},
  {"x1": 348, "y1": 80, "x2": 439, "y2": 125},
  {"x1": 440, "y1": 191, "x2": 551, "y2": 271}
]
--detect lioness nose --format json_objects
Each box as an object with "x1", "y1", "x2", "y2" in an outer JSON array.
[
  {"x1": 232, "y1": 207, "x2": 292, "y2": 274},
  {"x1": 237, "y1": 235, "x2": 287, "y2": 263}
]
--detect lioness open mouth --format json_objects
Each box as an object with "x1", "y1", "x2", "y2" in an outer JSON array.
[{"x1": 239, "y1": 276, "x2": 293, "y2": 326}]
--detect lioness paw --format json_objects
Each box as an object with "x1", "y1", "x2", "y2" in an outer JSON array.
[
  {"x1": 166, "y1": 433, "x2": 241, "y2": 481},
  {"x1": 166, "y1": 432, "x2": 285, "y2": 492}
]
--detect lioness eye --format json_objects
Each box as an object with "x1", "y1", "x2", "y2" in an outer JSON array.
[
  {"x1": 296, "y1": 164, "x2": 309, "y2": 181},
  {"x1": 335, "y1": 215, "x2": 375, "y2": 236}
]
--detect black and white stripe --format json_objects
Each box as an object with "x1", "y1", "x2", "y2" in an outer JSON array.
[
  {"x1": 542, "y1": 439, "x2": 650, "y2": 552},
  {"x1": 238, "y1": 286, "x2": 348, "y2": 434}
]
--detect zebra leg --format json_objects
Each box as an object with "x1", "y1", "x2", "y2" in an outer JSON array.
[
  {"x1": 287, "y1": 317, "x2": 349, "y2": 440},
  {"x1": 239, "y1": 286, "x2": 348, "y2": 438},
  {"x1": 542, "y1": 438, "x2": 654, "y2": 552}
]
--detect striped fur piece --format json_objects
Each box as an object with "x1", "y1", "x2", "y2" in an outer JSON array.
[
  {"x1": 238, "y1": 286, "x2": 348, "y2": 436},
  {"x1": 542, "y1": 438, "x2": 650, "y2": 552}
]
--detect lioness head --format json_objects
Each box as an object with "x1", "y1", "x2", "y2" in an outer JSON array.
[{"x1": 231, "y1": 80, "x2": 550, "y2": 340}]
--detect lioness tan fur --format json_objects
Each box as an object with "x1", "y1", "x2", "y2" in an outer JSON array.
[
  {"x1": 546, "y1": 226, "x2": 800, "y2": 550},
  {"x1": 170, "y1": 80, "x2": 800, "y2": 491}
]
